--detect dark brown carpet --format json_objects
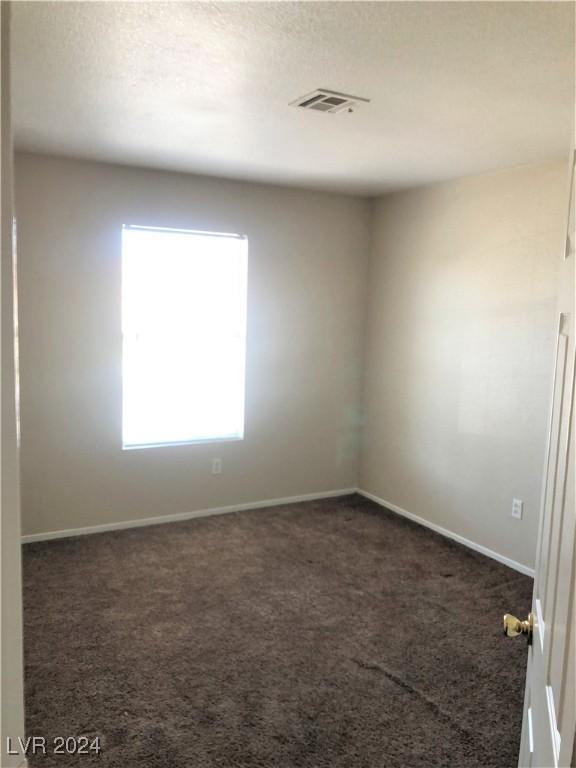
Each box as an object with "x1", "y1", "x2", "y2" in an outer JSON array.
[{"x1": 23, "y1": 494, "x2": 532, "y2": 768}]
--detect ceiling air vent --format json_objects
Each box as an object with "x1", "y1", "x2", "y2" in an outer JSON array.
[{"x1": 290, "y1": 88, "x2": 370, "y2": 114}]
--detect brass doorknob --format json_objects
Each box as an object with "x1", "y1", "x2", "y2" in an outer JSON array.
[{"x1": 503, "y1": 613, "x2": 534, "y2": 645}]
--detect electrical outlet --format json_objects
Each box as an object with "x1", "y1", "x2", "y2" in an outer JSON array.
[
  {"x1": 211, "y1": 458, "x2": 222, "y2": 475},
  {"x1": 511, "y1": 498, "x2": 523, "y2": 520}
]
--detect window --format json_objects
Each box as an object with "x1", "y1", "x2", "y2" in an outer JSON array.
[{"x1": 121, "y1": 225, "x2": 248, "y2": 449}]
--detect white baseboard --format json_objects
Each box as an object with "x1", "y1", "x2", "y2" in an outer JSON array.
[
  {"x1": 356, "y1": 488, "x2": 535, "y2": 578},
  {"x1": 22, "y1": 487, "x2": 535, "y2": 578},
  {"x1": 21, "y1": 488, "x2": 357, "y2": 544}
]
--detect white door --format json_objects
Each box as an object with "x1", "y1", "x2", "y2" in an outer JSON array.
[{"x1": 512, "y1": 150, "x2": 576, "y2": 768}]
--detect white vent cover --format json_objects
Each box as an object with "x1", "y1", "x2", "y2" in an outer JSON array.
[{"x1": 290, "y1": 88, "x2": 370, "y2": 114}]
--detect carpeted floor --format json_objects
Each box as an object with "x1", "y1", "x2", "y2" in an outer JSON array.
[{"x1": 23, "y1": 494, "x2": 532, "y2": 768}]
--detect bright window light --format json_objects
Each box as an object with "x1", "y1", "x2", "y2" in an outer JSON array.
[{"x1": 122, "y1": 225, "x2": 248, "y2": 449}]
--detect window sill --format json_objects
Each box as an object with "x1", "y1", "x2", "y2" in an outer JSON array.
[{"x1": 122, "y1": 436, "x2": 244, "y2": 451}]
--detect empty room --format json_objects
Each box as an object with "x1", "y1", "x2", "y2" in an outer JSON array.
[{"x1": 1, "y1": 2, "x2": 575, "y2": 767}]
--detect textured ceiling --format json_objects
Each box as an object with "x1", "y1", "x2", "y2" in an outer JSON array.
[{"x1": 12, "y1": 1, "x2": 575, "y2": 195}]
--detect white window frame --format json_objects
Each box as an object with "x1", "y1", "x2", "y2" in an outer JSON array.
[{"x1": 121, "y1": 224, "x2": 248, "y2": 450}]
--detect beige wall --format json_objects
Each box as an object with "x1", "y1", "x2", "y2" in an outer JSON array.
[
  {"x1": 360, "y1": 162, "x2": 566, "y2": 570},
  {"x1": 1, "y1": 4, "x2": 26, "y2": 766},
  {"x1": 14, "y1": 152, "x2": 565, "y2": 571},
  {"x1": 15, "y1": 153, "x2": 370, "y2": 537}
]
